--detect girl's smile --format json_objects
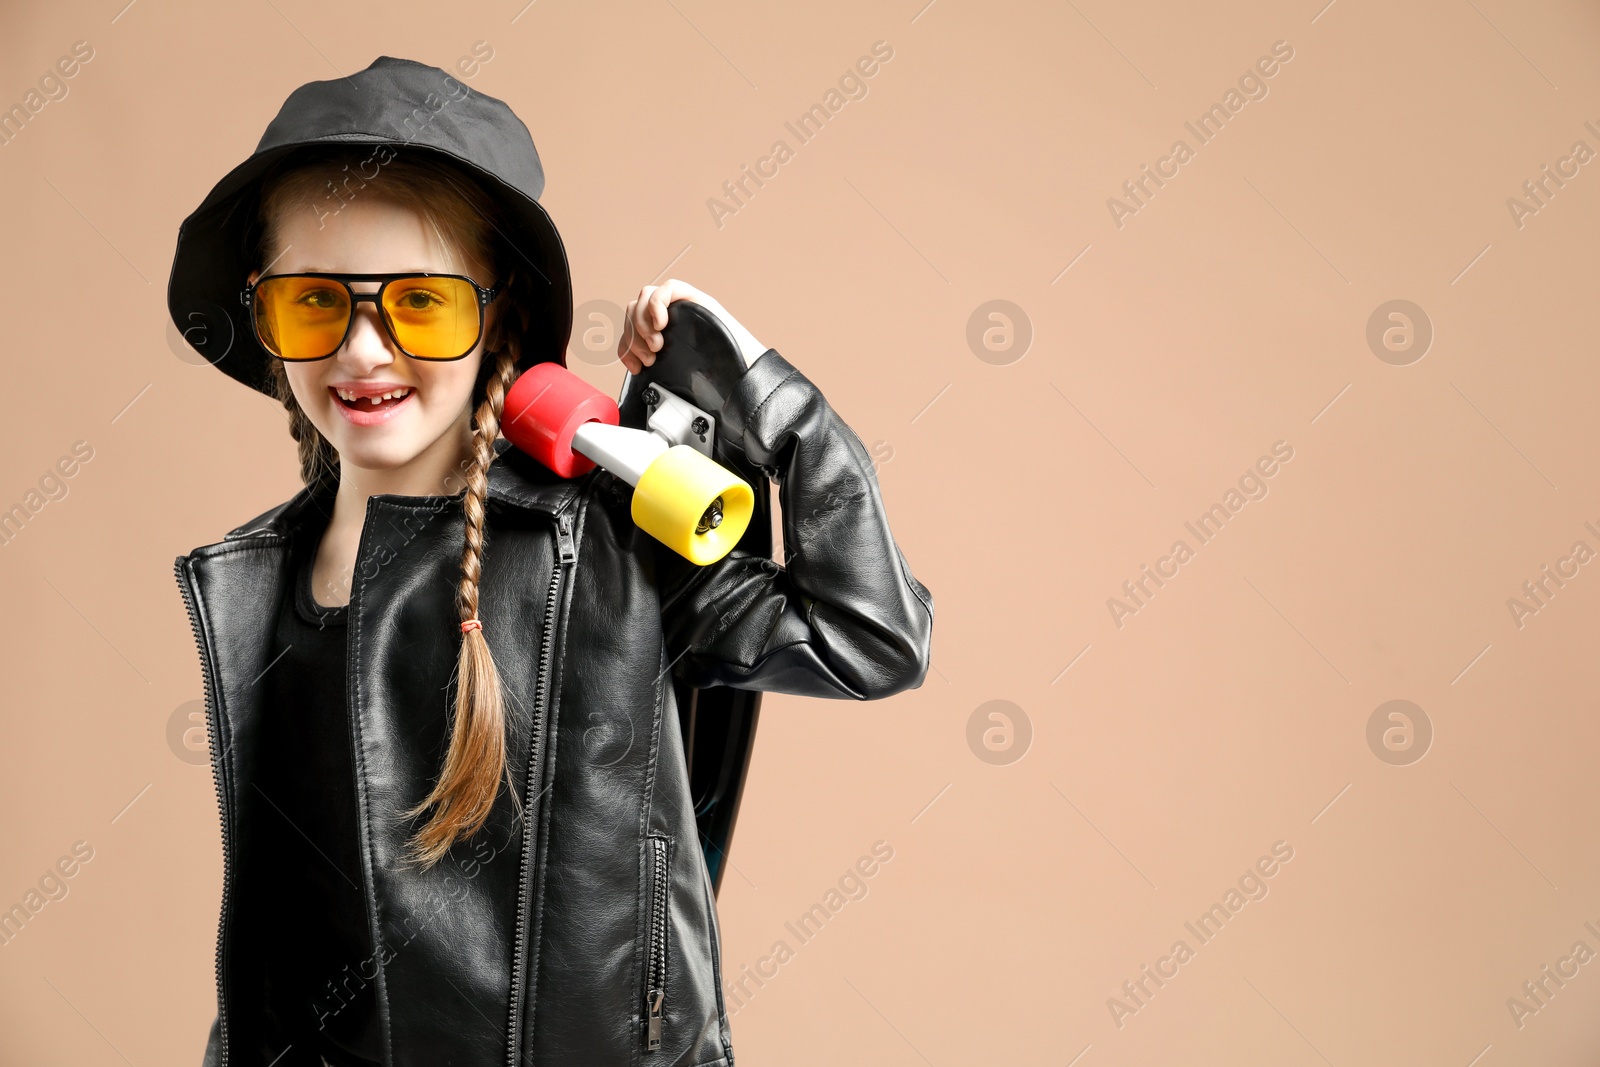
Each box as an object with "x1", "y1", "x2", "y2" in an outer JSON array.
[{"x1": 328, "y1": 380, "x2": 417, "y2": 425}]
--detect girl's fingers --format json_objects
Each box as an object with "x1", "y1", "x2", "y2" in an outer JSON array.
[
  {"x1": 634, "y1": 284, "x2": 668, "y2": 361},
  {"x1": 618, "y1": 279, "x2": 717, "y2": 373},
  {"x1": 634, "y1": 285, "x2": 662, "y2": 352},
  {"x1": 619, "y1": 295, "x2": 654, "y2": 368},
  {"x1": 649, "y1": 282, "x2": 679, "y2": 331}
]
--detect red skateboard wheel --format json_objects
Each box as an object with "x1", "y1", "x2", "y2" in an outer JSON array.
[{"x1": 502, "y1": 362, "x2": 619, "y2": 478}]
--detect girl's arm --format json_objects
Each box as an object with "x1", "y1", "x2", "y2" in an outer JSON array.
[{"x1": 653, "y1": 346, "x2": 934, "y2": 700}]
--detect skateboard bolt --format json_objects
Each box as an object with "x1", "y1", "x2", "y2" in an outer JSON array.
[
  {"x1": 643, "y1": 386, "x2": 660, "y2": 408},
  {"x1": 690, "y1": 416, "x2": 709, "y2": 438},
  {"x1": 696, "y1": 496, "x2": 725, "y2": 535}
]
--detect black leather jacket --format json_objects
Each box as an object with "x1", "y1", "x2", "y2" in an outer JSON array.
[{"x1": 175, "y1": 348, "x2": 935, "y2": 1066}]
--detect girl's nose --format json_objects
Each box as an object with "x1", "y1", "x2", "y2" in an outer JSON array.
[{"x1": 337, "y1": 305, "x2": 397, "y2": 372}]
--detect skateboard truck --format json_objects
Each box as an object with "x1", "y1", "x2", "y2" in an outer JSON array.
[
  {"x1": 502, "y1": 361, "x2": 755, "y2": 565},
  {"x1": 569, "y1": 384, "x2": 733, "y2": 538},
  {"x1": 641, "y1": 384, "x2": 714, "y2": 457}
]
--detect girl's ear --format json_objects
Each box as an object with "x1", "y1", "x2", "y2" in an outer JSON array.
[{"x1": 246, "y1": 268, "x2": 259, "y2": 286}]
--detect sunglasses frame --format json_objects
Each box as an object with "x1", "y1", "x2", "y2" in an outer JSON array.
[{"x1": 240, "y1": 272, "x2": 501, "y2": 362}]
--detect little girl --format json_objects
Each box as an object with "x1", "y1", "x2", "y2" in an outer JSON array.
[{"x1": 171, "y1": 56, "x2": 933, "y2": 1067}]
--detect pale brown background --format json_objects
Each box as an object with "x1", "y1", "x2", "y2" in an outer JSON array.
[{"x1": 2, "y1": 0, "x2": 1598, "y2": 1063}]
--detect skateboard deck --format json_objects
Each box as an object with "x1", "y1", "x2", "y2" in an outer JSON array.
[{"x1": 617, "y1": 300, "x2": 772, "y2": 898}]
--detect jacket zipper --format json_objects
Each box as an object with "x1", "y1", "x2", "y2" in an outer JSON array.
[
  {"x1": 506, "y1": 507, "x2": 577, "y2": 1066},
  {"x1": 174, "y1": 557, "x2": 233, "y2": 1067},
  {"x1": 644, "y1": 835, "x2": 669, "y2": 1051}
]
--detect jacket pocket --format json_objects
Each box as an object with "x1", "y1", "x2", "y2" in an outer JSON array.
[{"x1": 643, "y1": 833, "x2": 672, "y2": 1052}]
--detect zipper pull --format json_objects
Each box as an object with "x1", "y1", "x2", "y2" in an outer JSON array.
[
  {"x1": 646, "y1": 988, "x2": 664, "y2": 1050},
  {"x1": 556, "y1": 510, "x2": 576, "y2": 565}
]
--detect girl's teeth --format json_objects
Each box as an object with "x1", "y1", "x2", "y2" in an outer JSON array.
[{"x1": 335, "y1": 388, "x2": 411, "y2": 403}]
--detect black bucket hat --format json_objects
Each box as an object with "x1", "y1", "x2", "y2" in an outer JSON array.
[{"x1": 167, "y1": 55, "x2": 572, "y2": 396}]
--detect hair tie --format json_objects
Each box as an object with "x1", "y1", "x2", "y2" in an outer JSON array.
[{"x1": 460, "y1": 618, "x2": 483, "y2": 635}]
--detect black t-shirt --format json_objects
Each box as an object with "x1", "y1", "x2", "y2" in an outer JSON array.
[{"x1": 255, "y1": 502, "x2": 383, "y2": 1067}]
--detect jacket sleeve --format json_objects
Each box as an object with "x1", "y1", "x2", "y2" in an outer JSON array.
[{"x1": 655, "y1": 348, "x2": 934, "y2": 699}]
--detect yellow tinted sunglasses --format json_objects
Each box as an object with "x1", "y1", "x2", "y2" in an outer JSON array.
[{"x1": 242, "y1": 272, "x2": 501, "y2": 362}]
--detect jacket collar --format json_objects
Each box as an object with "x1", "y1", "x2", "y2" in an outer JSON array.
[{"x1": 221, "y1": 439, "x2": 584, "y2": 543}]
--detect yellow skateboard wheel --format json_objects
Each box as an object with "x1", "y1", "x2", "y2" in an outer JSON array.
[{"x1": 632, "y1": 445, "x2": 755, "y2": 565}]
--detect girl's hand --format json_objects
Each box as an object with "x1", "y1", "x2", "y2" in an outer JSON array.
[{"x1": 618, "y1": 279, "x2": 766, "y2": 375}]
